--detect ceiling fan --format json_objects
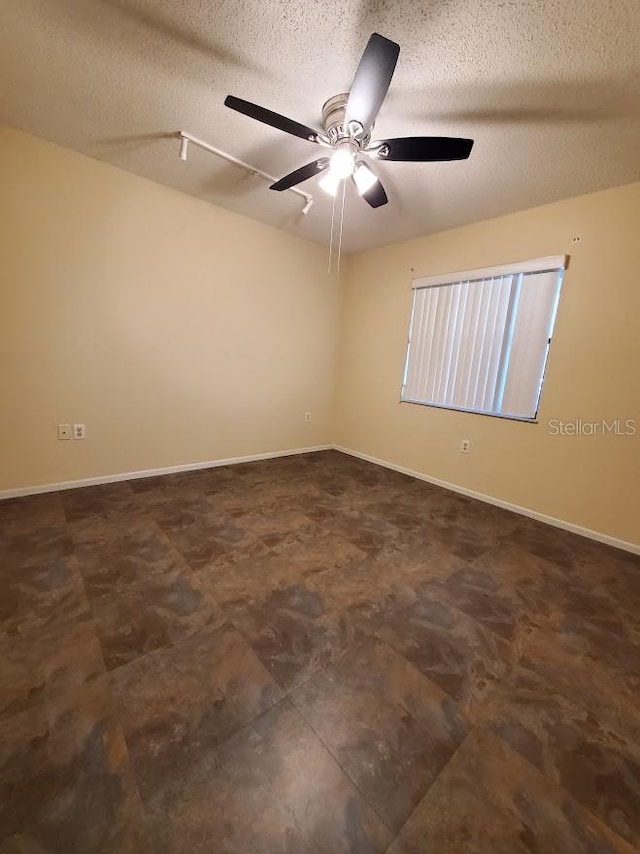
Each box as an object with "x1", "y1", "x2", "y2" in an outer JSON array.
[{"x1": 224, "y1": 33, "x2": 474, "y2": 208}]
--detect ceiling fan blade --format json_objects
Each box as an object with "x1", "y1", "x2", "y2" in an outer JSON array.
[
  {"x1": 370, "y1": 136, "x2": 474, "y2": 161},
  {"x1": 360, "y1": 177, "x2": 388, "y2": 208},
  {"x1": 224, "y1": 96, "x2": 322, "y2": 143},
  {"x1": 270, "y1": 158, "x2": 330, "y2": 191},
  {"x1": 345, "y1": 33, "x2": 400, "y2": 132}
]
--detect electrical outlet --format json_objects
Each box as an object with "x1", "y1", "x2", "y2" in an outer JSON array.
[
  {"x1": 460, "y1": 439, "x2": 471, "y2": 454},
  {"x1": 304, "y1": 412, "x2": 311, "y2": 422},
  {"x1": 58, "y1": 424, "x2": 72, "y2": 440},
  {"x1": 73, "y1": 424, "x2": 86, "y2": 440}
]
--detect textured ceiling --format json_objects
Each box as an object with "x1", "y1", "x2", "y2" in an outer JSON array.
[{"x1": 1, "y1": 0, "x2": 639, "y2": 252}]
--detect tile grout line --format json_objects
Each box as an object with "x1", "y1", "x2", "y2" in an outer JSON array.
[
  {"x1": 65, "y1": 487, "x2": 229, "y2": 678},
  {"x1": 58, "y1": 493, "x2": 114, "y2": 682},
  {"x1": 475, "y1": 714, "x2": 638, "y2": 851},
  {"x1": 286, "y1": 630, "x2": 502, "y2": 851},
  {"x1": 476, "y1": 652, "x2": 640, "y2": 850},
  {"x1": 288, "y1": 689, "x2": 400, "y2": 845},
  {"x1": 23, "y1": 493, "x2": 151, "y2": 826},
  {"x1": 108, "y1": 656, "x2": 291, "y2": 813},
  {"x1": 381, "y1": 726, "x2": 480, "y2": 850},
  {"x1": 461, "y1": 614, "x2": 640, "y2": 851},
  {"x1": 131, "y1": 693, "x2": 294, "y2": 805}
]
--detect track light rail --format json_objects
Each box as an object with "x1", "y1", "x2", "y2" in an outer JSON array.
[{"x1": 177, "y1": 131, "x2": 313, "y2": 214}]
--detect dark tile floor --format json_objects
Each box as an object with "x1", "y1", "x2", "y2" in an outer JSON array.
[{"x1": 1, "y1": 450, "x2": 639, "y2": 853}]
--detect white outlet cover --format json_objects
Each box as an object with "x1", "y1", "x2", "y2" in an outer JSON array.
[
  {"x1": 57, "y1": 424, "x2": 72, "y2": 440},
  {"x1": 73, "y1": 424, "x2": 86, "y2": 439}
]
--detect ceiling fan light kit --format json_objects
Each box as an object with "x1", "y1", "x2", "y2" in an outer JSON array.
[
  {"x1": 329, "y1": 144, "x2": 356, "y2": 179},
  {"x1": 224, "y1": 32, "x2": 474, "y2": 210},
  {"x1": 318, "y1": 169, "x2": 342, "y2": 197},
  {"x1": 353, "y1": 162, "x2": 379, "y2": 196}
]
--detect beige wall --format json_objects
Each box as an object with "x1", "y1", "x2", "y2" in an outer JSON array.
[
  {"x1": 2, "y1": 124, "x2": 638, "y2": 547},
  {"x1": 335, "y1": 181, "x2": 640, "y2": 546},
  {"x1": 0, "y1": 125, "x2": 341, "y2": 490}
]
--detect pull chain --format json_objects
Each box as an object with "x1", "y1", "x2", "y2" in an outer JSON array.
[
  {"x1": 328, "y1": 187, "x2": 337, "y2": 275},
  {"x1": 327, "y1": 179, "x2": 347, "y2": 276},
  {"x1": 337, "y1": 178, "x2": 346, "y2": 276}
]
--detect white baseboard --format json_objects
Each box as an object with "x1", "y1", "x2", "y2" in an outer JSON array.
[
  {"x1": 0, "y1": 445, "x2": 332, "y2": 500},
  {"x1": 3, "y1": 441, "x2": 637, "y2": 556},
  {"x1": 333, "y1": 444, "x2": 640, "y2": 556}
]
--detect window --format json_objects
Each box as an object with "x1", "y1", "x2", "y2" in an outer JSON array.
[{"x1": 401, "y1": 256, "x2": 567, "y2": 421}]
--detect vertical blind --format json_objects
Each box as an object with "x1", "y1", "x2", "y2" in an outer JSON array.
[{"x1": 402, "y1": 257, "x2": 566, "y2": 420}]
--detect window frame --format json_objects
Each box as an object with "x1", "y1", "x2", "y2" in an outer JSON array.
[{"x1": 400, "y1": 256, "x2": 568, "y2": 423}]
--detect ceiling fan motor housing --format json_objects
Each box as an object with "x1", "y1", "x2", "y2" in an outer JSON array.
[{"x1": 321, "y1": 93, "x2": 371, "y2": 146}]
